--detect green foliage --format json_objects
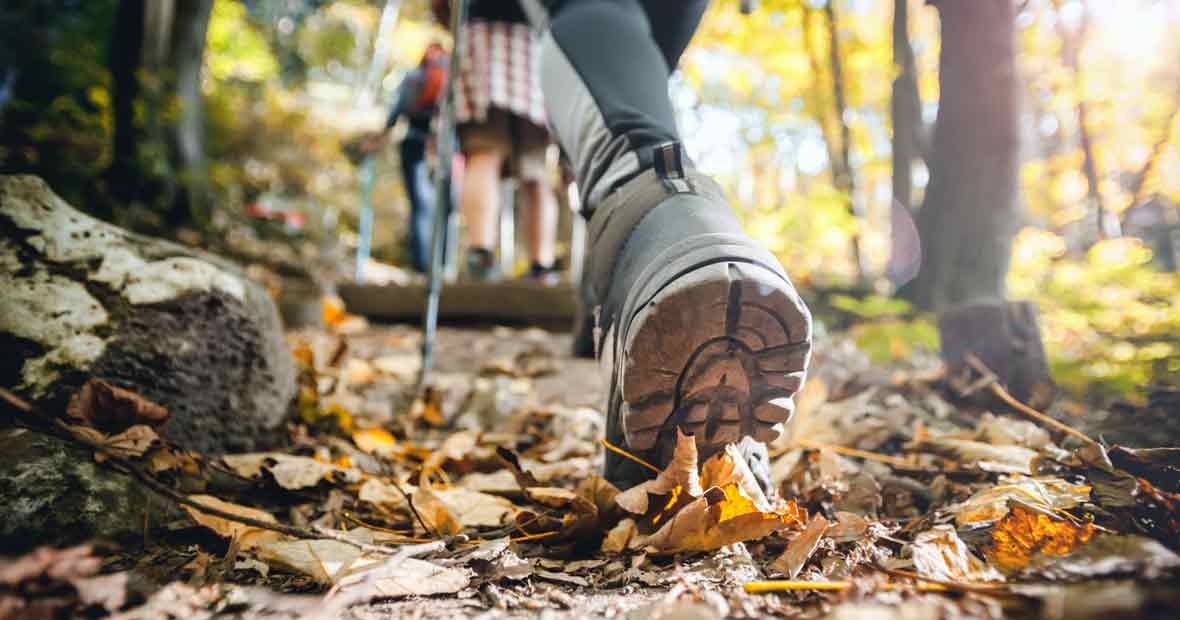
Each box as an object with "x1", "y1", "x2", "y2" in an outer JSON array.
[
  {"x1": 1010, "y1": 230, "x2": 1180, "y2": 401},
  {"x1": 206, "y1": 0, "x2": 280, "y2": 82}
]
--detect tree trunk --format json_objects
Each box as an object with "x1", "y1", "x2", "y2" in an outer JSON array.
[
  {"x1": 105, "y1": 0, "x2": 213, "y2": 229},
  {"x1": 167, "y1": 0, "x2": 214, "y2": 227},
  {"x1": 901, "y1": 0, "x2": 1020, "y2": 311},
  {"x1": 822, "y1": 1, "x2": 866, "y2": 281},
  {"x1": 1052, "y1": 0, "x2": 1110, "y2": 240},
  {"x1": 890, "y1": 0, "x2": 922, "y2": 212}
]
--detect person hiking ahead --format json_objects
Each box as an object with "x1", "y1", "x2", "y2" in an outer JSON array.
[
  {"x1": 539, "y1": 0, "x2": 813, "y2": 490},
  {"x1": 365, "y1": 42, "x2": 449, "y2": 273}
]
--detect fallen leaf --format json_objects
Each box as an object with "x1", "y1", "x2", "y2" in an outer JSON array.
[
  {"x1": 617, "y1": 434, "x2": 806, "y2": 554},
  {"x1": 771, "y1": 514, "x2": 829, "y2": 578},
  {"x1": 955, "y1": 476, "x2": 1091, "y2": 528},
  {"x1": 372, "y1": 354, "x2": 421, "y2": 380},
  {"x1": 615, "y1": 429, "x2": 703, "y2": 515},
  {"x1": 985, "y1": 505, "x2": 1096, "y2": 573},
  {"x1": 254, "y1": 538, "x2": 361, "y2": 584},
  {"x1": 827, "y1": 511, "x2": 870, "y2": 543},
  {"x1": 97, "y1": 424, "x2": 159, "y2": 461},
  {"x1": 421, "y1": 431, "x2": 477, "y2": 480},
  {"x1": 909, "y1": 525, "x2": 1003, "y2": 583},
  {"x1": 414, "y1": 482, "x2": 462, "y2": 536},
  {"x1": 1017, "y1": 534, "x2": 1180, "y2": 580},
  {"x1": 344, "y1": 557, "x2": 471, "y2": 598},
  {"x1": 410, "y1": 386, "x2": 447, "y2": 428},
  {"x1": 353, "y1": 428, "x2": 398, "y2": 458},
  {"x1": 910, "y1": 437, "x2": 1039, "y2": 474},
  {"x1": 602, "y1": 519, "x2": 639, "y2": 553},
  {"x1": 182, "y1": 495, "x2": 283, "y2": 550},
  {"x1": 222, "y1": 453, "x2": 359, "y2": 490},
  {"x1": 66, "y1": 379, "x2": 169, "y2": 433}
]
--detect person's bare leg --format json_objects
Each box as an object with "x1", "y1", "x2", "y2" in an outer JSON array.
[
  {"x1": 460, "y1": 149, "x2": 503, "y2": 252},
  {"x1": 520, "y1": 179, "x2": 557, "y2": 268}
]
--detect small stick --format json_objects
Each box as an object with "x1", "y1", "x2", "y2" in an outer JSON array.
[
  {"x1": 963, "y1": 354, "x2": 1099, "y2": 448},
  {"x1": 793, "y1": 438, "x2": 913, "y2": 468},
  {"x1": 600, "y1": 437, "x2": 660, "y2": 473},
  {"x1": 873, "y1": 566, "x2": 1022, "y2": 598},
  {"x1": 744, "y1": 580, "x2": 948, "y2": 593}
]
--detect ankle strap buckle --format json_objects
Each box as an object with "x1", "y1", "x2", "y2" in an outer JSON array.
[{"x1": 652, "y1": 142, "x2": 693, "y2": 194}]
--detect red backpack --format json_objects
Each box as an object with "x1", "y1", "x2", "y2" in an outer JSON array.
[{"x1": 410, "y1": 46, "x2": 447, "y2": 113}]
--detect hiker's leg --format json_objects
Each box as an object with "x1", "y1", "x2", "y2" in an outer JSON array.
[
  {"x1": 541, "y1": 0, "x2": 708, "y2": 206},
  {"x1": 541, "y1": 0, "x2": 812, "y2": 490},
  {"x1": 458, "y1": 112, "x2": 512, "y2": 277},
  {"x1": 514, "y1": 117, "x2": 558, "y2": 274},
  {"x1": 399, "y1": 137, "x2": 433, "y2": 272}
]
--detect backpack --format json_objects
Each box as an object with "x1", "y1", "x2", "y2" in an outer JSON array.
[{"x1": 409, "y1": 56, "x2": 447, "y2": 114}]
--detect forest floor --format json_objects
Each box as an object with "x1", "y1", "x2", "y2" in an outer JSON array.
[{"x1": 4, "y1": 317, "x2": 1180, "y2": 619}]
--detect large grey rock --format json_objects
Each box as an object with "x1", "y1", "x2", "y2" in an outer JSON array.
[
  {"x1": 0, "y1": 428, "x2": 180, "y2": 553},
  {"x1": 0, "y1": 174, "x2": 296, "y2": 453}
]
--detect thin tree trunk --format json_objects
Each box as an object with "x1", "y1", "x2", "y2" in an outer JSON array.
[
  {"x1": 1124, "y1": 78, "x2": 1180, "y2": 221},
  {"x1": 902, "y1": 0, "x2": 1020, "y2": 311},
  {"x1": 803, "y1": 2, "x2": 865, "y2": 282},
  {"x1": 106, "y1": 0, "x2": 146, "y2": 209},
  {"x1": 1052, "y1": 0, "x2": 1109, "y2": 239},
  {"x1": 891, "y1": 0, "x2": 921, "y2": 211},
  {"x1": 167, "y1": 0, "x2": 214, "y2": 227}
]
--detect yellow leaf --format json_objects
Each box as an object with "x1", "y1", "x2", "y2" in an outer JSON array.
[
  {"x1": 984, "y1": 506, "x2": 1096, "y2": 573},
  {"x1": 353, "y1": 428, "x2": 398, "y2": 458}
]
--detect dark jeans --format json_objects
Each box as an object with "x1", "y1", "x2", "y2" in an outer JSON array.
[
  {"x1": 543, "y1": 0, "x2": 709, "y2": 206},
  {"x1": 399, "y1": 137, "x2": 434, "y2": 272}
]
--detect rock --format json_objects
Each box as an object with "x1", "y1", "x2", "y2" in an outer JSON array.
[
  {"x1": 0, "y1": 175, "x2": 295, "y2": 454},
  {"x1": 0, "y1": 428, "x2": 181, "y2": 553}
]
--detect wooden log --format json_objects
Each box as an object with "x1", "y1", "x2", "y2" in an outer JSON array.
[{"x1": 938, "y1": 299, "x2": 1055, "y2": 410}]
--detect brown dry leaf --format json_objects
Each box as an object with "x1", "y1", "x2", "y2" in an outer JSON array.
[
  {"x1": 414, "y1": 481, "x2": 463, "y2": 536},
  {"x1": 421, "y1": 431, "x2": 477, "y2": 480},
  {"x1": 353, "y1": 428, "x2": 398, "y2": 458},
  {"x1": 615, "y1": 434, "x2": 806, "y2": 554},
  {"x1": 827, "y1": 511, "x2": 870, "y2": 543},
  {"x1": 222, "y1": 453, "x2": 358, "y2": 490},
  {"x1": 984, "y1": 505, "x2": 1096, "y2": 573},
  {"x1": 910, "y1": 437, "x2": 1039, "y2": 474},
  {"x1": 429, "y1": 487, "x2": 516, "y2": 528},
  {"x1": 320, "y1": 296, "x2": 368, "y2": 334},
  {"x1": 66, "y1": 378, "x2": 169, "y2": 433},
  {"x1": 770, "y1": 513, "x2": 829, "y2": 578},
  {"x1": 615, "y1": 429, "x2": 703, "y2": 515},
  {"x1": 182, "y1": 495, "x2": 283, "y2": 550},
  {"x1": 97, "y1": 424, "x2": 159, "y2": 461},
  {"x1": 955, "y1": 476, "x2": 1092, "y2": 528},
  {"x1": 254, "y1": 538, "x2": 361, "y2": 584},
  {"x1": 909, "y1": 525, "x2": 1003, "y2": 583},
  {"x1": 358, "y1": 478, "x2": 408, "y2": 511},
  {"x1": 577, "y1": 475, "x2": 620, "y2": 517},
  {"x1": 601, "y1": 519, "x2": 639, "y2": 553}
]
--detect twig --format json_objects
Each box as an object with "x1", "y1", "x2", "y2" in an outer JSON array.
[
  {"x1": 743, "y1": 580, "x2": 947, "y2": 593},
  {"x1": 873, "y1": 566, "x2": 1022, "y2": 598},
  {"x1": 793, "y1": 438, "x2": 913, "y2": 468},
  {"x1": 600, "y1": 437, "x2": 660, "y2": 473},
  {"x1": 963, "y1": 354, "x2": 1099, "y2": 448}
]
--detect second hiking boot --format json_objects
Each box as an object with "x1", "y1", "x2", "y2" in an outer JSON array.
[{"x1": 590, "y1": 143, "x2": 812, "y2": 491}]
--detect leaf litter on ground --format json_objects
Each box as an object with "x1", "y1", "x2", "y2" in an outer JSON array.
[{"x1": 5, "y1": 321, "x2": 1180, "y2": 619}]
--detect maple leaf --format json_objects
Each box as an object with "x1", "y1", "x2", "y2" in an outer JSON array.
[{"x1": 984, "y1": 505, "x2": 1096, "y2": 573}]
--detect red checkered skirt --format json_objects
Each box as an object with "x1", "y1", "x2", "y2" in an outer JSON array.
[{"x1": 453, "y1": 19, "x2": 547, "y2": 130}]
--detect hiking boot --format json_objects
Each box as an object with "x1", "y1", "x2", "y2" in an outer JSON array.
[
  {"x1": 464, "y1": 247, "x2": 500, "y2": 282},
  {"x1": 591, "y1": 144, "x2": 812, "y2": 491}
]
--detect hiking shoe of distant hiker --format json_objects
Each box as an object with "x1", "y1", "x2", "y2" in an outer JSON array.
[
  {"x1": 525, "y1": 261, "x2": 562, "y2": 287},
  {"x1": 591, "y1": 143, "x2": 812, "y2": 491},
  {"x1": 464, "y1": 247, "x2": 501, "y2": 282}
]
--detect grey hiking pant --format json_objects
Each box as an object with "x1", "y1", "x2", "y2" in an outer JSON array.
[{"x1": 541, "y1": 0, "x2": 709, "y2": 209}]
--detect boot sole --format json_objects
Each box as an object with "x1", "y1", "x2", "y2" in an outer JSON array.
[{"x1": 618, "y1": 260, "x2": 811, "y2": 465}]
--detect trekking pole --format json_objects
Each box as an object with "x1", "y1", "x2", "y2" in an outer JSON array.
[{"x1": 418, "y1": 0, "x2": 469, "y2": 389}]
